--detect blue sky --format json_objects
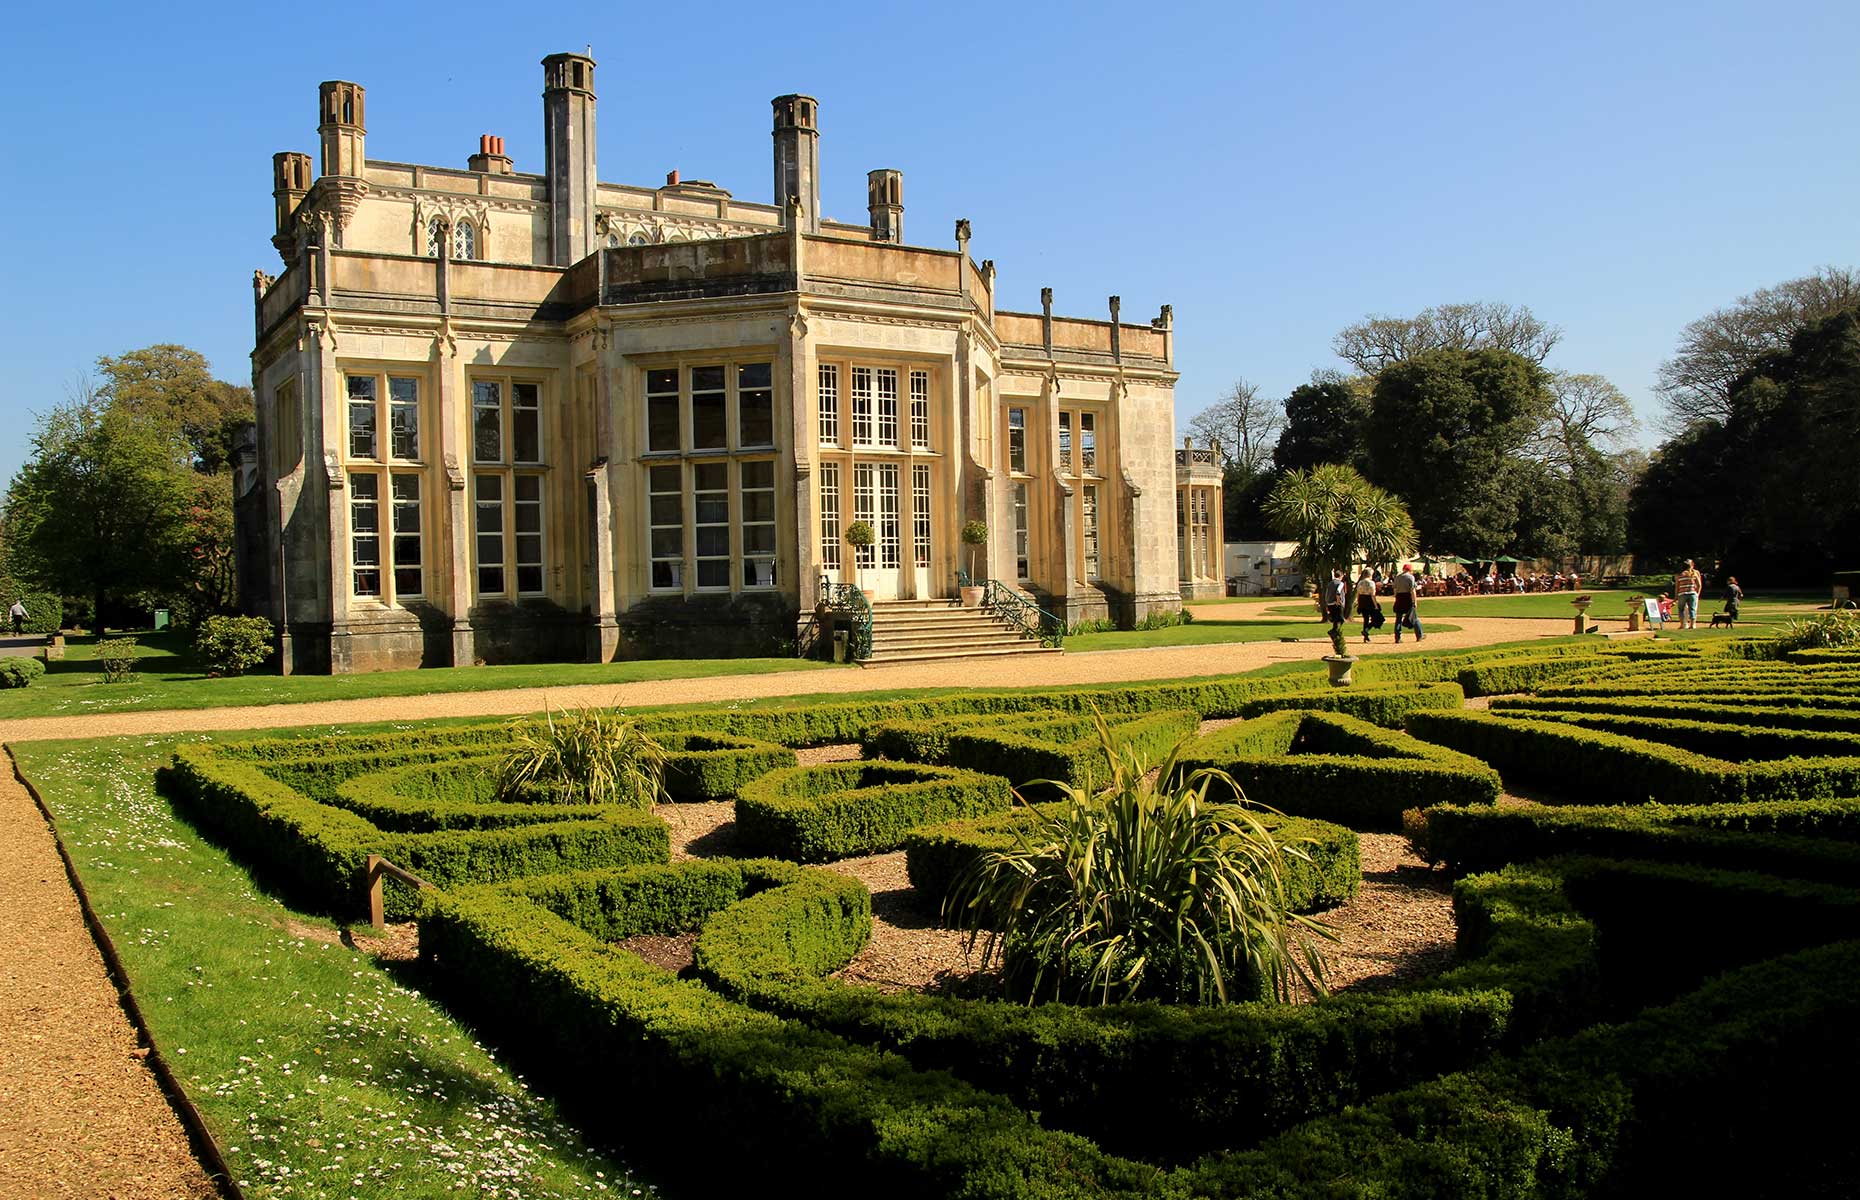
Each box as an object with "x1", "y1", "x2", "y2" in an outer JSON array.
[{"x1": 2, "y1": 0, "x2": 1855, "y2": 485}]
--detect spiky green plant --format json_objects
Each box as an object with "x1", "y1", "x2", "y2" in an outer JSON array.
[
  {"x1": 944, "y1": 714, "x2": 1332, "y2": 1005},
  {"x1": 1775, "y1": 610, "x2": 1860, "y2": 652},
  {"x1": 493, "y1": 704, "x2": 667, "y2": 808}
]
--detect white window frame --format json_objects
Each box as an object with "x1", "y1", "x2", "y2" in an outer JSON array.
[
  {"x1": 909, "y1": 370, "x2": 930, "y2": 449},
  {"x1": 912, "y1": 463, "x2": 931, "y2": 569},
  {"x1": 819, "y1": 462, "x2": 841, "y2": 571},
  {"x1": 817, "y1": 363, "x2": 840, "y2": 447},
  {"x1": 648, "y1": 464, "x2": 684, "y2": 591},
  {"x1": 875, "y1": 368, "x2": 899, "y2": 448},
  {"x1": 350, "y1": 472, "x2": 381, "y2": 597},
  {"x1": 850, "y1": 367, "x2": 875, "y2": 447},
  {"x1": 391, "y1": 473, "x2": 423, "y2": 598}
]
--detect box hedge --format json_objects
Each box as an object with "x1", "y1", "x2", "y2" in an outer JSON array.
[
  {"x1": 735, "y1": 760, "x2": 1011, "y2": 862},
  {"x1": 1491, "y1": 693, "x2": 1860, "y2": 733},
  {"x1": 160, "y1": 740, "x2": 668, "y2": 918},
  {"x1": 940, "y1": 709, "x2": 1202, "y2": 796},
  {"x1": 1177, "y1": 710, "x2": 1501, "y2": 830}
]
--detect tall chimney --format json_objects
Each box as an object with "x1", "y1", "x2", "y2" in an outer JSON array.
[
  {"x1": 469, "y1": 134, "x2": 513, "y2": 174},
  {"x1": 542, "y1": 52, "x2": 598, "y2": 266},
  {"x1": 316, "y1": 81, "x2": 366, "y2": 179},
  {"x1": 867, "y1": 169, "x2": 902, "y2": 243},
  {"x1": 771, "y1": 94, "x2": 820, "y2": 234}
]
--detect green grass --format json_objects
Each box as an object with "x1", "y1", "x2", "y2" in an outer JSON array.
[
  {"x1": 13, "y1": 733, "x2": 658, "y2": 1199},
  {"x1": 0, "y1": 630, "x2": 830, "y2": 720},
  {"x1": 1066, "y1": 618, "x2": 1461, "y2": 652}
]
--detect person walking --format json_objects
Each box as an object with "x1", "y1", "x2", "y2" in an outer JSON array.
[
  {"x1": 1323, "y1": 568, "x2": 1347, "y2": 644},
  {"x1": 1355, "y1": 568, "x2": 1380, "y2": 643},
  {"x1": 1723, "y1": 576, "x2": 1743, "y2": 627},
  {"x1": 1675, "y1": 559, "x2": 1704, "y2": 630},
  {"x1": 1392, "y1": 563, "x2": 1425, "y2": 643},
  {"x1": 8, "y1": 598, "x2": 27, "y2": 637}
]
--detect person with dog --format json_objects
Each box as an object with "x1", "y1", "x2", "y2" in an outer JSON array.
[
  {"x1": 1675, "y1": 559, "x2": 1704, "y2": 630},
  {"x1": 1392, "y1": 563, "x2": 1425, "y2": 643},
  {"x1": 1720, "y1": 576, "x2": 1743, "y2": 627}
]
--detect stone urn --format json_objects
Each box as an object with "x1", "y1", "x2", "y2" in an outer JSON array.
[
  {"x1": 960, "y1": 585, "x2": 986, "y2": 608},
  {"x1": 1571, "y1": 594, "x2": 1594, "y2": 635},
  {"x1": 1322, "y1": 655, "x2": 1357, "y2": 687}
]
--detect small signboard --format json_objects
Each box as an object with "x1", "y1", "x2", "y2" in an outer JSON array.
[{"x1": 1644, "y1": 598, "x2": 1663, "y2": 625}]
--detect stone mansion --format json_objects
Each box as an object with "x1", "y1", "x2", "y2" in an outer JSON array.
[{"x1": 246, "y1": 51, "x2": 1220, "y2": 671}]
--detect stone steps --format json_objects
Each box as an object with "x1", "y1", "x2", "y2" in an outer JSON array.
[{"x1": 860, "y1": 598, "x2": 1060, "y2": 666}]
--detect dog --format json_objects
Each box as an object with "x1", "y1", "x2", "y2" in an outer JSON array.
[{"x1": 1709, "y1": 612, "x2": 1734, "y2": 628}]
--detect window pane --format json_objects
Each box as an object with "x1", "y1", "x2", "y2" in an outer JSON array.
[
  {"x1": 690, "y1": 365, "x2": 725, "y2": 392},
  {"x1": 646, "y1": 368, "x2": 678, "y2": 395},
  {"x1": 742, "y1": 492, "x2": 775, "y2": 522},
  {"x1": 875, "y1": 369, "x2": 899, "y2": 447},
  {"x1": 819, "y1": 462, "x2": 841, "y2": 571},
  {"x1": 695, "y1": 560, "x2": 730, "y2": 588},
  {"x1": 347, "y1": 376, "x2": 377, "y2": 459},
  {"x1": 649, "y1": 465, "x2": 680, "y2": 492},
  {"x1": 472, "y1": 381, "x2": 502, "y2": 461},
  {"x1": 695, "y1": 495, "x2": 729, "y2": 524},
  {"x1": 910, "y1": 370, "x2": 930, "y2": 449},
  {"x1": 739, "y1": 362, "x2": 774, "y2": 447},
  {"x1": 517, "y1": 565, "x2": 543, "y2": 594},
  {"x1": 389, "y1": 377, "x2": 419, "y2": 459},
  {"x1": 513, "y1": 383, "x2": 541, "y2": 463},
  {"x1": 648, "y1": 395, "x2": 680, "y2": 452},
  {"x1": 692, "y1": 388, "x2": 726, "y2": 451},
  {"x1": 474, "y1": 473, "x2": 505, "y2": 594},
  {"x1": 1008, "y1": 408, "x2": 1026, "y2": 474},
  {"x1": 695, "y1": 526, "x2": 729, "y2": 557},
  {"x1": 851, "y1": 367, "x2": 874, "y2": 445},
  {"x1": 741, "y1": 460, "x2": 774, "y2": 489},
  {"x1": 817, "y1": 364, "x2": 840, "y2": 446},
  {"x1": 649, "y1": 495, "x2": 681, "y2": 524},
  {"x1": 694, "y1": 462, "x2": 727, "y2": 491},
  {"x1": 650, "y1": 528, "x2": 682, "y2": 557},
  {"x1": 349, "y1": 470, "x2": 379, "y2": 596},
  {"x1": 743, "y1": 525, "x2": 775, "y2": 554},
  {"x1": 648, "y1": 462, "x2": 683, "y2": 590}
]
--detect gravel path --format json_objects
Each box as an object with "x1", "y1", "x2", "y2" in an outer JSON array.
[
  {"x1": 0, "y1": 763, "x2": 217, "y2": 1200},
  {"x1": 0, "y1": 617, "x2": 1567, "y2": 746}
]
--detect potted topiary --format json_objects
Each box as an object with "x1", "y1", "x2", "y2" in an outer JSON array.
[
  {"x1": 844, "y1": 521, "x2": 876, "y2": 599},
  {"x1": 959, "y1": 520, "x2": 988, "y2": 606}
]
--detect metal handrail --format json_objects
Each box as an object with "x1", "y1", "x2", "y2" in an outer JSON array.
[
  {"x1": 816, "y1": 573, "x2": 874, "y2": 661},
  {"x1": 982, "y1": 579, "x2": 1064, "y2": 648}
]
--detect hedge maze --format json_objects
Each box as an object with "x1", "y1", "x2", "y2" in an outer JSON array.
[{"x1": 154, "y1": 639, "x2": 1860, "y2": 1196}]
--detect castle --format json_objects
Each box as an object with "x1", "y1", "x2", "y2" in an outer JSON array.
[{"x1": 246, "y1": 52, "x2": 1218, "y2": 671}]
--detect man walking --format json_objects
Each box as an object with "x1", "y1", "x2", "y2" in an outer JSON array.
[
  {"x1": 8, "y1": 598, "x2": 27, "y2": 637},
  {"x1": 1392, "y1": 564, "x2": 1424, "y2": 643},
  {"x1": 1675, "y1": 559, "x2": 1703, "y2": 630}
]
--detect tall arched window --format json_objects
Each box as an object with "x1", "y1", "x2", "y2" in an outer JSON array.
[
  {"x1": 453, "y1": 219, "x2": 476, "y2": 261},
  {"x1": 426, "y1": 216, "x2": 446, "y2": 257},
  {"x1": 628, "y1": 232, "x2": 650, "y2": 246}
]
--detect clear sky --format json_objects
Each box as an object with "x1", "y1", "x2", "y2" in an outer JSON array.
[{"x1": 2, "y1": 0, "x2": 1855, "y2": 485}]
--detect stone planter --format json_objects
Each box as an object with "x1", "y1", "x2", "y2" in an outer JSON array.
[
  {"x1": 960, "y1": 585, "x2": 986, "y2": 608},
  {"x1": 1322, "y1": 654, "x2": 1357, "y2": 687},
  {"x1": 1571, "y1": 597, "x2": 1594, "y2": 635}
]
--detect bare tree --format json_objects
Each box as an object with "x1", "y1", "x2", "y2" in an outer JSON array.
[
  {"x1": 1333, "y1": 302, "x2": 1561, "y2": 374},
  {"x1": 1531, "y1": 371, "x2": 1638, "y2": 475},
  {"x1": 1655, "y1": 266, "x2": 1860, "y2": 432},
  {"x1": 1186, "y1": 378, "x2": 1283, "y2": 475}
]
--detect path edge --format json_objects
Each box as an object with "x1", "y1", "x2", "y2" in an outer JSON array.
[{"x1": 7, "y1": 745, "x2": 246, "y2": 1200}]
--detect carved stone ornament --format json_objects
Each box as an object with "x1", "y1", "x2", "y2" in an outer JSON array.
[
  {"x1": 789, "y1": 312, "x2": 809, "y2": 340},
  {"x1": 443, "y1": 453, "x2": 466, "y2": 491},
  {"x1": 323, "y1": 451, "x2": 344, "y2": 489}
]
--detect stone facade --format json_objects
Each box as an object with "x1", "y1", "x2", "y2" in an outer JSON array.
[{"x1": 247, "y1": 52, "x2": 1196, "y2": 672}]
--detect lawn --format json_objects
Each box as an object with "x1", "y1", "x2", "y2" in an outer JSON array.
[
  {"x1": 12, "y1": 732, "x2": 658, "y2": 1198},
  {"x1": 1066, "y1": 618, "x2": 1461, "y2": 652},
  {"x1": 0, "y1": 630, "x2": 830, "y2": 720}
]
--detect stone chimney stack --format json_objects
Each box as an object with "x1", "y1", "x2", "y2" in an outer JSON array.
[
  {"x1": 272, "y1": 151, "x2": 312, "y2": 249},
  {"x1": 771, "y1": 94, "x2": 820, "y2": 234},
  {"x1": 542, "y1": 52, "x2": 598, "y2": 266},
  {"x1": 867, "y1": 169, "x2": 902, "y2": 243},
  {"x1": 468, "y1": 134, "x2": 513, "y2": 174},
  {"x1": 317, "y1": 81, "x2": 366, "y2": 179}
]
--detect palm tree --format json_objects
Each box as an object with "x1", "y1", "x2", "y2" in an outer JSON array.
[{"x1": 1262, "y1": 464, "x2": 1416, "y2": 584}]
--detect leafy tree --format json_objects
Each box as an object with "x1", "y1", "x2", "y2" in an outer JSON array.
[
  {"x1": 1186, "y1": 378, "x2": 1282, "y2": 475},
  {"x1": 1364, "y1": 349, "x2": 1551, "y2": 555},
  {"x1": 1655, "y1": 266, "x2": 1860, "y2": 433},
  {"x1": 1273, "y1": 371, "x2": 1371, "y2": 473},
  {"x1": 1531, "y1": 372, "x2": 1638, "y2": 473},
  {"x1": 96, "y1": 344, "x2": 254, "y2": 473},
  {"x1": 1262, "y1": 464, "x2": 1416, "y2": 581},
  {"x1": 4, "y1": 393, "x2": 195, "y2": 630},
  {"x1": 1333, "y1": 302, "x2": 1560, "y2": 375},
  {"x1": 1221, "y1": 465, "x2": 1281, "y2": 540},
  {"x1": 1631, "y1": 304, "x2": 1860, "y2": 582}
]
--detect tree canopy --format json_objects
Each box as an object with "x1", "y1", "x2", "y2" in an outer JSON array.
[
  {"x1": 1262, "y1": 464, "x2": 1415, "y2": 581},
  {"x1": 1186, "y1": 378, "x2": 1282, "y2": 476},
  {"x1": 3, "y1": 345, "x2": 253, "y2": 629},
  {"x1": 1273, "y1": 371, "x2": 1371, "y2": 474},
  {"x1": 1332, "y1": 302, "x2": 1560, "y2": 376},
  {"x1": 1364, "y1": 348, "x2": 1552, "y2": 556},
  {"x1": 1632, "y1": 304, "x2": 1860, "y2": 581},
  {"x1": 1655, "y1": 266, "x2": 1860, "y2": 434}
]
